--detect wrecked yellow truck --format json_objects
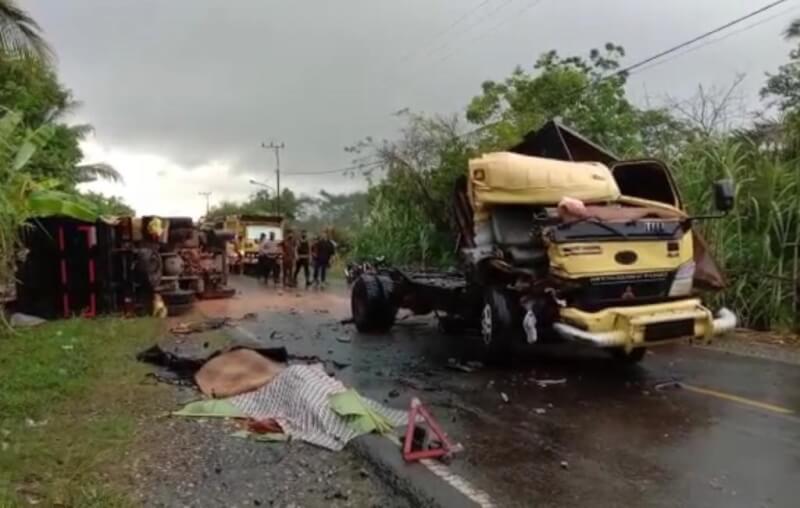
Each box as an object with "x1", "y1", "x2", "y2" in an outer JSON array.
[{"x1": 350, "y1": 120, "x2": 736, "y2": 363}]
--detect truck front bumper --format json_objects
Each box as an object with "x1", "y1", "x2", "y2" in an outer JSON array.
[{"x1": 552, "y1": 298, "x2": 736, "y2": 351}]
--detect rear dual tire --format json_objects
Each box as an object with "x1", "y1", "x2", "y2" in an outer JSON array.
[{"x1": 351, "y1": 274, "x2": 398, "y2": 333}]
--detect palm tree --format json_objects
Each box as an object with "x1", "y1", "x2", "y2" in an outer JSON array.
[
  {"x1": 75, "y1": 162, "x2": 123, "y2": 184},
  {"x1": 0, "y1": 0, "x2": 52, "y2": 61}
]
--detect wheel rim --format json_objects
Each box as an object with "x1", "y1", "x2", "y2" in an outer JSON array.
[{"x1": 481, "y1": 303, "x2": 493, "y2": 345}]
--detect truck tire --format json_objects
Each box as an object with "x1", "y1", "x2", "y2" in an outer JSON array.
[
  {"x1": 481, "y1": 287, "x2": 521, "y2": 358},
  {"x1": 351, "y1": 274, "x2": 398, "y2": 333},
  {"x1": 610, "y1": 347, "x2": 647, "y2": 364}
]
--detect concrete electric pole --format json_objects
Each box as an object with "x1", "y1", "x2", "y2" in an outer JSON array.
[
  {"x1": 198, "y1": 191, "x2": 212, "y2": 215},
  {"x1": 261, "y1": 141, "x2": 285, "y2": 214}
]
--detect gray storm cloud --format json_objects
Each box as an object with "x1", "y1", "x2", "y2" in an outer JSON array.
[{"x1": 26, "y1": 0, "x2": 794, "y2": 196}]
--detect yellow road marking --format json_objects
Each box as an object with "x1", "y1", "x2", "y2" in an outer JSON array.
[{"x1": 681, "y1": 383, "x2": 795, "y2": 415}]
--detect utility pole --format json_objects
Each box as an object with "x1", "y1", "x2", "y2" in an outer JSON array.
[
  {"x1": 198, "y1": 191, "x2": 212, "y2": 215},
  {"x1": 261, "y1": 141, "x2": 285, "y2": 214}
]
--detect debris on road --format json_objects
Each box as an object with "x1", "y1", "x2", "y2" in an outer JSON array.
[
  {"x1": 388, "y1": 389, "x2": 400, "y2": 398},
  {"x1": 170, "y1": 317, "x2": 231, "y2": 335},
  {"x1": 534, "y1": 408, "x2": 546, "y2": 415},
  {"x1": 397, "y1": 377, "x2": 439, "y2": 392},
  {"x1": 230, "y1": 429, "x2": 288, "y2": 442},
  {"x1": 336, "y1": 336, "x2": 352, "y2": 343},
  {"x1": 560, "y1": 460, "x2": 569, "y2": 470},
  {"x1": 532, "y1": 378, "x2": 567, "y2": 388},
  {"x1": 500, "y1": 392, "x2": 510, "y2": 403},
  {"x1": 446, "y1": 358, "x2": 477, "y2": 373}
]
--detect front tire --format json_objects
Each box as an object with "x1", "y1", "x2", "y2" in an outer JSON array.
[
  {"x1": 351, "y1": 274, "x2": 398, "y2": 333},
  {"x1": 481, "y1": 287, "x2": 522, "y2": 357}
]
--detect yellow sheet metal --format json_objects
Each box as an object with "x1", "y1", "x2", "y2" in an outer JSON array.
[
  {"x1": 468, "y1": 152, "x2": 620, "y2": 206},
  {"x1": 548, "y1": 233, "x2": 693, "y2": 278}
]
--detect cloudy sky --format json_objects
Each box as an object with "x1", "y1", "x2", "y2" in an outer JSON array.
[{"x1": 25, "y1": 0, "x2": 798, "y2": 217}]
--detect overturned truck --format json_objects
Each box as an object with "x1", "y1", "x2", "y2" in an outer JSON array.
[{"x1": 350, "y1": 120, "x2": 737, "y2": 362}]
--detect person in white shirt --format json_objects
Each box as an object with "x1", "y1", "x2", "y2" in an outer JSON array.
[{"x1": 259, "y1": 232, "x2": 281, "y2": 286}]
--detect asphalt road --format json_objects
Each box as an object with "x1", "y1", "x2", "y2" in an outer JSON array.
[{"x1": 202, "y1": 275, "x2": 800, "y2": 508}]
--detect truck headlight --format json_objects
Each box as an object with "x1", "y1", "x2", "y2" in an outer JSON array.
[{"x1": 669, "y1": 261, "x2": 695, "y2": 297}]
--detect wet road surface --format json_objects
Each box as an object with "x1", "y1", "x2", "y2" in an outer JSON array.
[{"x1": 201, "y1": 276, "x2": 800, "y2": 508}]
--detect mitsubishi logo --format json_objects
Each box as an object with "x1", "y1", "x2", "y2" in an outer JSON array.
[{"x1": 621, "y1": 286, "x2": 635, "y2": 300}]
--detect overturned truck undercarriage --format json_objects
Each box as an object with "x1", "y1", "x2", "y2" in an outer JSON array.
[{"x1": 350, "y1": 120, "x2": 737, "y2": 363}]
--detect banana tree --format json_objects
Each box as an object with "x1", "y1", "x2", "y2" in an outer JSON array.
[{"x1": 0, "y1": 109, "x2": 98, "y2": 291}]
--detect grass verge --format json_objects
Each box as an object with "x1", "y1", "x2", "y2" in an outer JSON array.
[{"x1": 0, "y1": 317, "x2": 168, "y2": 506}]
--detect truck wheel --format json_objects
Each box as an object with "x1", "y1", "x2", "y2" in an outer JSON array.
[
  {"x1": 351, "y1": 274, "x2": 398, "y2": 333},
  {"x1": 610, "y1": 347, "x2": 647, "y2": 364},
  {"x1": 481, "y1": 287, "x2": 521, "y2": 357}
]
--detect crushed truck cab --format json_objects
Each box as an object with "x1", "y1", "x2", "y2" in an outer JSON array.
[{"x1": 350, "y1": 120, "x2": 736, "y2": 363}]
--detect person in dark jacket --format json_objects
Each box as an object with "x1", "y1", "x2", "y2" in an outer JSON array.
[
  {"x1": 312, "y1": 232, "x2": 335, "y2": 288},
  {"x1": 294, "y1": 230, "x2": 311, "y2": 288}
]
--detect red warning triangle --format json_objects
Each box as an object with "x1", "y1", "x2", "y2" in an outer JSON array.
[{"x1": 403, "y1": 397, "x2": 461, "y2": 462}]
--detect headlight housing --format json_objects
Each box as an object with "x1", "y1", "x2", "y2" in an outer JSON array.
[{"x1": 669, "y1": 261, "x2": 695, "y2": 297}]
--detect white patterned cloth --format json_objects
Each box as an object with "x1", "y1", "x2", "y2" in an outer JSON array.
[{"x1": 229, "y1": 364, "x2": 407, "y2": 450}]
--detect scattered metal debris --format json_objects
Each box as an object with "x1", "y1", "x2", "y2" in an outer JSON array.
[{"x1": 532, "y1": 378, "x2": 567, "y2": 388}]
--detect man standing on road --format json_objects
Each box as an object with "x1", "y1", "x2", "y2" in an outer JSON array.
[
  {"x1": 294, "y1": 230, "x2": 311, "y2": 288},
  {"x1": 312, "y1": 231, "x2": 335, "y2": 288},
  {"x1": 281, "y1": 229, "x2": 297, "y2": 287},
  {"x1": 260, "y1": 231, "x2": 281, "y2": 286}
]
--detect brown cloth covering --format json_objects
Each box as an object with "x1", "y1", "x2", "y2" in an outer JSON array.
[{"x1": 195, "y1": 349, "x2": 285, "y2": 398}]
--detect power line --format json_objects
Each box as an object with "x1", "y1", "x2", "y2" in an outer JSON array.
[
  {"x1": 632, "y1": 2, "x2": 800, "y2": 76},
  {"x1": 619, "y1": 0, "x2": 790, "y2": 76},
  {"x1": 395, "y1": 0, "x2": 495, "y2": 65},
  {"x1": 435, "y1": 0, "x2": 547, "y2": 66},
  {"x1": 281, "y1": 160, "x2": 383, "y2": 176},
  {"x1": 419, "y1": 0, "x2": 516, "y2": 62},
  {"x1": 448, "y1": 0, "x2": 794, "y2": 142}
]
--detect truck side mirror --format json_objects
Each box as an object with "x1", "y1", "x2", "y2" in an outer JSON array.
[{"x1": 713, "y1": 179, "x2": 734, "y2": 212}]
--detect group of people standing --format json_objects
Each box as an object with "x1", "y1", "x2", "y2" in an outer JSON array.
[{"x1": 257, "y1": 229, "x2": 336, "y2": 288}]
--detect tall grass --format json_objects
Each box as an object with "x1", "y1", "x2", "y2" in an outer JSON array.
[
  {"x1": 674, "y1": 139, "x2": 800, "y2": 330},
  {"x1": 351, "y1": 191, "x2": 455, "y2": 268}
]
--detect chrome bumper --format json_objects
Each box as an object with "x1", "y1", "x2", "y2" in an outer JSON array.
[{"x1": 552, "y1": 307, "x2": 737, "y2": 349}]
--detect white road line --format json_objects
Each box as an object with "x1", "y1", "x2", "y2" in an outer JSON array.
[{"x1": 385, "y1": 434, "x2": 495, "y2": 508}]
